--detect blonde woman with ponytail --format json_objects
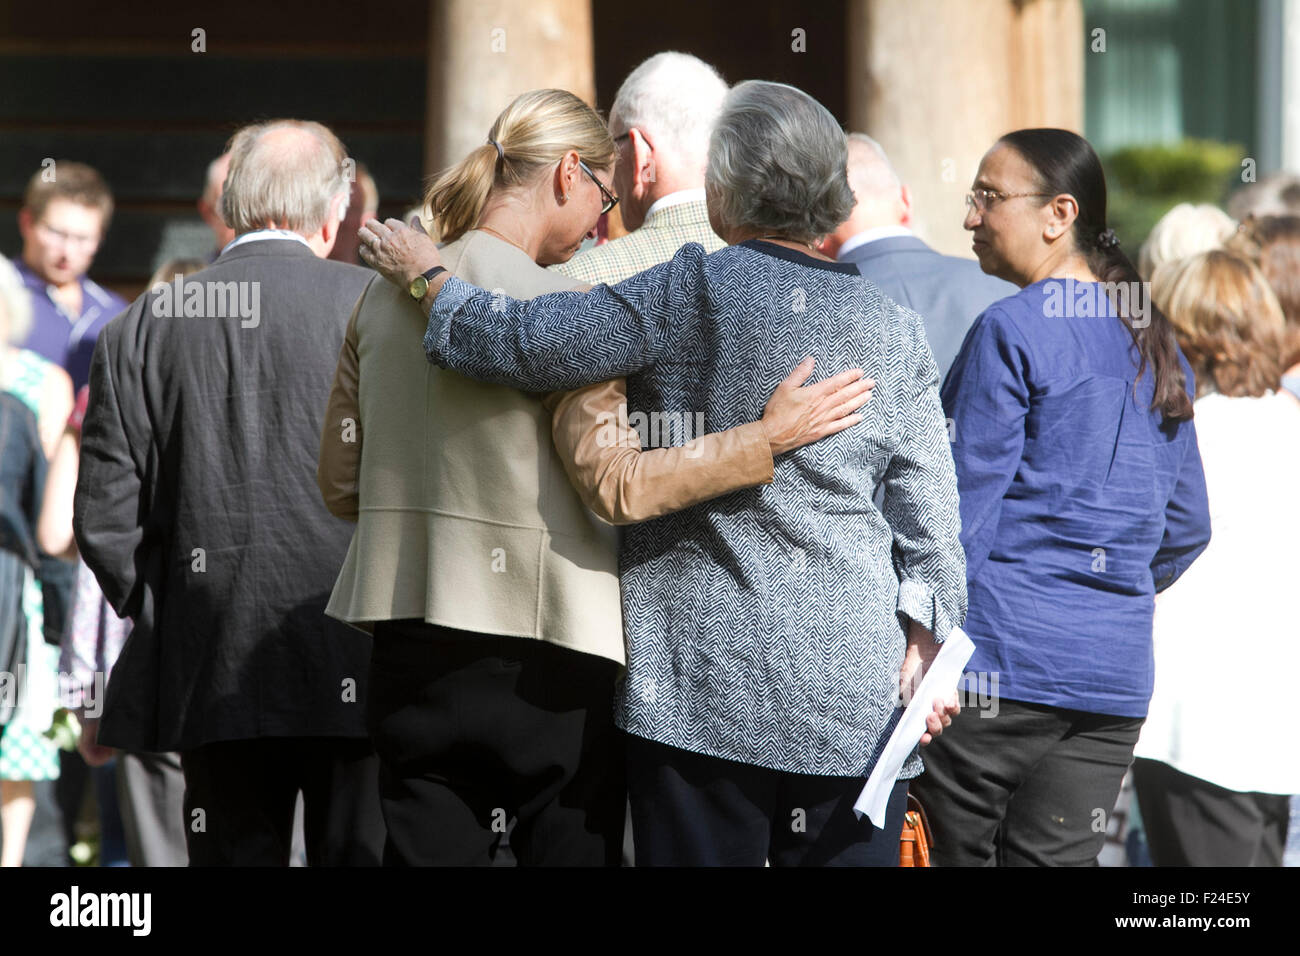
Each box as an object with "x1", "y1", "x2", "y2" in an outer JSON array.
[{"x1": 319, "y1": 89, "x2": 871, "y2": 866}]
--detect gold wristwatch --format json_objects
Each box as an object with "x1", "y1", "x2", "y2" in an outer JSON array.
[{"x1": 409, "y1": 265, "x2": 448, "y2": 301}]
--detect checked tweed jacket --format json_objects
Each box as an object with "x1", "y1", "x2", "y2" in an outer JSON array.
[
  {"x1": 551, "y1": 198, "x2": 726, "y2": 286},
  {"x1": 425, "y1": 239, "x2": 968, "y2": 777}
]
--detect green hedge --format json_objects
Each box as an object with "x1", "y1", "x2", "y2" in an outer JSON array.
[{"x1": 1103, "y1": 139, "x2": 1246, "y2": 253}]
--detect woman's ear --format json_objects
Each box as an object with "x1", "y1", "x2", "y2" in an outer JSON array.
[
  {"x1": 555, "y1": 150, "x2": 581, "y2": 202},
  {"x1": 1045, "y1": 193, "x2": 1079, "y2": 241}
]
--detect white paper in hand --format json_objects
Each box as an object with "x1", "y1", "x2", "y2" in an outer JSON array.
[{"x1": 853, "y1": 626, "x2": 976, "y2": 828}]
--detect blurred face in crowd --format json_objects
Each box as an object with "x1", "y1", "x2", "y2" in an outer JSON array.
[
  {"x1": 964, "y1": 143, "x2": 1059, "y2": 286},
  {"x1": 537, "y1": 152, "x2": 614, "y2": 265},
  {"x1": 20, "y1": 197, "x2": 105, "y2": 286}
]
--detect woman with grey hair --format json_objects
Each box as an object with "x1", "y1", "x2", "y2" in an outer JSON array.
[{"x1": 360, "y1": 80, "x2": 966, "y2": 866}]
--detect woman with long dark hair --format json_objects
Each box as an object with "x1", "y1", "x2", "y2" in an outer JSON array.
[{"x1": 908, "y1": 128, "x2": 1213, "y2": 866}]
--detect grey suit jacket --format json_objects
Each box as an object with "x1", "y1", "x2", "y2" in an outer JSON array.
[
  {"x1": 74, "y1": 238, "x2": 374, "y2": 751},
  {"x1": 841, "y1": 235, "x2": 1017, "y2": 382}
]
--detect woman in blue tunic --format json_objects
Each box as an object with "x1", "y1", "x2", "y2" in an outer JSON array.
[{"x1": 910, "y1": 128, "x2": 1212, "y2": 866}]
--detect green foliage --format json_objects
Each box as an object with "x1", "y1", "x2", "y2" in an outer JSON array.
[{"x1": 1103, "y1": 139, "x2": 1246, "y2": 252}]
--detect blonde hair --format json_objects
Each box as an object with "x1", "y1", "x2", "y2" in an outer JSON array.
[
  {"x1": 1138, "y1": 202, "x2": 1237, "y2": 280},
  {"x1": 426, "y1": 89, "x2": 614, "y2": 244},
  {"x1": 1152, "y1": 249, "x2": 1286, "y2": 398}
]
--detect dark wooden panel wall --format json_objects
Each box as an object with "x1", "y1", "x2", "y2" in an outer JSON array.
[{"x1": 0, "y1": 1, "x2": 430, "y2": 297}]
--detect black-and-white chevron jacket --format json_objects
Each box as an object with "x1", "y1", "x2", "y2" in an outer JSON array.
[{"x1": 426, "y1": 239, "x2": 967, "y2": 777}]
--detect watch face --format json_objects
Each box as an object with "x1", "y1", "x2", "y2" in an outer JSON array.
[{"x1": 410, "y1": 276, "x2": 429, "y2": 300}]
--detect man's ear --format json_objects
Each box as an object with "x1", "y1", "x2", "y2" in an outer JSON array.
[
  {"x1": 632, "y1": 130, "x2": 656, "y2": 191},
  {"x1": 898, "y1": 182, "x2": 913, "y2": 226},
  {"x1": 17, "y1": 207, "x2": 33, "y2": 239}
]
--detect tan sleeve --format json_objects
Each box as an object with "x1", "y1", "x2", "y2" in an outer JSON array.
[
  {"x1": 317, "y1": 299, "x2": 364, "y2": 521},
  {"x1": 545, "y1": 378, "x2": 774, "y2": 526}
]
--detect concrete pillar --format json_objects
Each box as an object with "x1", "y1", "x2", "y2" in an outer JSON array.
[
  {"x1": 847, "y1": 0, "x2": 1083, "y2": 257},
  {"x1": 425, "y1": 0, "x2": 595, "y2": 182}
]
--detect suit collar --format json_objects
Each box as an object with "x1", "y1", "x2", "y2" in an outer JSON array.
[
  {"x1": 642, "y1": 198, "x2": 711, "y2": 230},
  {"x1": 842, "y1": 234, "x2": 933, "y2": 262},
  {"x1": 214, "y1": 237, "x2": 320, "y2": 265}
]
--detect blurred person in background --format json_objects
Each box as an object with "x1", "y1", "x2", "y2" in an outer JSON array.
[
  {"x1": 14, "y1": 162, "x2": 128, "y2": 393},
  {"x1": 821, "y1": 133, "x2": 1017, "y2": 381},
  {"x1": 328, "y1": 163, "x2": 380, "y2": 265},
  {"x1": 1133, "y1": 250, "x2": 1299, "y2": 866},
  {"x1": 1227, "y1": 171, "x2": 1300, "y2": 223},
  {"x1": 1228, "y1": 215, "x2": 1300, "y2": 401},
  {"x1": 197, "y1": 153, "x2": 235, "y2": 261},
  {"x1": 0, "y1": 253, "x2": 74, "y2": 866},
  {"x1": 1136, "y1": 202, "x2": 1236, "y2": 281},
  {"x1": 911, "y1": 128, "x2": 1211, "y2": 867}
]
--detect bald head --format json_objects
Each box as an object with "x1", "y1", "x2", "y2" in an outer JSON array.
[
  {"x1": 820, "y1": 133, "x2": 912, "y2": 258},
  {"x1": 220, "y1": 119, "x2": 350, "y2": 238}
]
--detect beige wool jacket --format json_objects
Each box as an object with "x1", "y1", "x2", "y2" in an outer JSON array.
[{"x1": 318, "y1": 230, "x2": 772, "y2": 665}]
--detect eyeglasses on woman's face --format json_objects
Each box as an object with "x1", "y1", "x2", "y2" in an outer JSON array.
[
  {"x1": 579, "y1": 160, "x2": 619, "y2": 215},
  {"x1": 965, "y1": 187, "x2": 1051, "y2": 215}
]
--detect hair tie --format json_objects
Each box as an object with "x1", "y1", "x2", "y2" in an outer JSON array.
[
  {"x1": 487, "y1": 138, "x2": 505, "y2": 162},
  {"x1": 1097, "y1": 228, "x2": 1120, "y2": 251}
]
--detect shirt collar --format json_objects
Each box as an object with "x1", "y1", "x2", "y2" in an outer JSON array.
[
  {"x1": 222, "y1": 229, "x2": 312, "y2": 255},
  {"x1": 836, "y1": 225, "x2": 913, "y2": 260},
  {"x1": 14, "y1": 259, "x2": 105, "y2": 320},
  {"x1": 644, "y1": 188, "x2": 707, "y2": 222}
]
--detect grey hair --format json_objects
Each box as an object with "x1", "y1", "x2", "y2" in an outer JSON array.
[
  {"x1": 706, "y1": 81, "x2": 853, "y2": 243},
  {"x1": 220, "y1": 120, "x2": 351, "y2": 236},
  {"x1": 0, "y1": 254, "x2": 32, "y2": 346},
  {"x1": 610, "y1": 52, "x2": 728, "y2": 168}
]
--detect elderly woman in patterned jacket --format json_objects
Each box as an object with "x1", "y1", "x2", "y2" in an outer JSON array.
[{"x1": 361, "y1": 80, "x2": 967, "y2": 867}]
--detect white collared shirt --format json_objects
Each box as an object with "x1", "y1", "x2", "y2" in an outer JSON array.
[
  {"x1": 643, "y1": 188, "x2": 707, "y2": 222},
  {"x1": 836, "y1": 225, "x2": 914, "y2": 261},
  {"x1": 222, "y1": 229, "x2": 312, "y2": 255}
]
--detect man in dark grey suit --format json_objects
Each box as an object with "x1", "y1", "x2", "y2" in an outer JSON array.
[
  {"x1": 822, "y1": 133, "x2": 1017, "y2": 381},
  {"x1": 74, "y1": 119, "x2": 384, "y2": 866}
]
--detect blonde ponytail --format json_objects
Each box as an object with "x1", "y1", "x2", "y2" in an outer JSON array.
[
  {"x1": 426, "y1": 145, "x2": 499, "y2": 244},
  {"x1": 425, "y1": 89, "x2": 615, "y2": 244}
]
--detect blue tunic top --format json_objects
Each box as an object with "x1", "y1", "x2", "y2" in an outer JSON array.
[
  {"x1": 425, "y1": 240, "x2": 968, "y2": 777},
  {"x1": 941, "y1": 278, "x2": 1211, "y2": 718}
]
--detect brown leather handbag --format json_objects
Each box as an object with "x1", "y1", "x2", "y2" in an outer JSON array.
[{"x1": 899, "y1": 794, "x2": 933, "y2": 866}]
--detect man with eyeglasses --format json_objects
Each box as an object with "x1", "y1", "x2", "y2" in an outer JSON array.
[
  {"x1": 14, "y1": 162, "x2": 128, "y2": 393},
  {"x1": 820, "y1": 135, "x2": 1016, "y2": 382},
  {"x1": 552, "y1": 51, "x2": 729, "y2": 285}
]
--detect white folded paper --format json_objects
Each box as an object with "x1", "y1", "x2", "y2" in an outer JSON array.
[{"x1": 854, "y1": 626, "x2": 976, "y2": 828}]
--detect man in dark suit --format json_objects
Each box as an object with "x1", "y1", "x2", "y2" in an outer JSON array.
[
  {"x1": 73, "y1": 119, "x2": 384, "y2": 866},
  {"x1": 822, "y1": 133, "x2": 1017, "y2": 381}
]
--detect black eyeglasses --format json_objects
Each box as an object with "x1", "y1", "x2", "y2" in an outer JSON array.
[{"x1": 579, "y1": 160, "x2": 619, "y2": 215}]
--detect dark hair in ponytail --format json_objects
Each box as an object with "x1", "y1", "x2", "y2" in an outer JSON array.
[{"x1": 998, "y1": 128, "x2": 1193, "y2": 424}]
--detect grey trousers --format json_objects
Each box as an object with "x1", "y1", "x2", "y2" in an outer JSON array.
[{"x1": 117, "y1": 751, "x2": 188, "y2": 867}]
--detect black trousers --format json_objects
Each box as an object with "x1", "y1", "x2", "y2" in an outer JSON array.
[
  {"x1": 366, "y1": 621, "x2": 625, "y2": 866},
  {"x1": 626, "y1": 734, "x2": 909, "y2": 866},
  {"x1": 180, "y1": 736, "x2": 384, "y2": 866},
  {"x1": 908, "y1": 697, "x2": 1143, "y2": 866},
  {"x1": 1132, "y1": 757, "x2": 1291, "y2": 867}
]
